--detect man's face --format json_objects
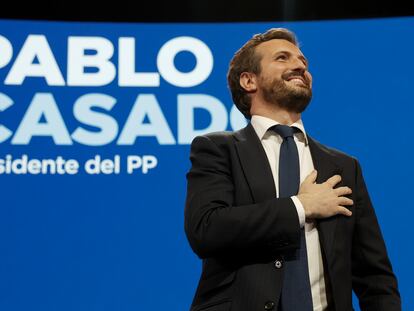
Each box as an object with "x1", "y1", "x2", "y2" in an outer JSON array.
[{"x1": 255, "y1": 39, "x2": 313, "y2": 113}]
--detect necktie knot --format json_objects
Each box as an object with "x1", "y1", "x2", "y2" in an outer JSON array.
[{"x1": 271, "y1": 124, "x2": 297, "y2": 139}]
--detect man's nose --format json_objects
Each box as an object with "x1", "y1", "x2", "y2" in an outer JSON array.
[{"x1": 291, "y1": 57, "x2": 307, "y2": 71}]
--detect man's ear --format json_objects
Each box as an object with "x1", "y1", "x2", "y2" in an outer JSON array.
[{"x1": 240, "y1": 72, "x2": 257, "y2": 92}]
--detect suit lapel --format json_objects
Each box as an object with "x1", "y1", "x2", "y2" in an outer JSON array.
[
  {"x1": 308, "y1": 136, "x2": 342, "y2": 261},
  {"x1": 233, "y1": 125, "x2": 341, "y2": 261},
  {"x1": 234, "y1": 123, "x2": 276, "y2": 203}
]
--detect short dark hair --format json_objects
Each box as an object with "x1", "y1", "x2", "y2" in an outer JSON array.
[{"x1": 227, "y1": 28, "x2": 298, "y2": 119}]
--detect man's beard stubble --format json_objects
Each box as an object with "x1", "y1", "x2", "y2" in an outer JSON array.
[{"x1": 261, "y1": 74, "x2": 312, "y2": 113}]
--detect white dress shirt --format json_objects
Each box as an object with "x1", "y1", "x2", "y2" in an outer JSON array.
[{"x1": 251, "y1": 115, "x2": 328, "y2": 311}]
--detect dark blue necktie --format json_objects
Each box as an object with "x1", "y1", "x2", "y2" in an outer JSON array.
[{"x1": 271, "y1": 125, "x2": 313, "y2": 311}]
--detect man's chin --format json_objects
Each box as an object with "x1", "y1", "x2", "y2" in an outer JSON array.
[
  {"x1": 262, "y1": 82, "x2": 312, "y2": 112},
  {"x1": 280, "y1": 92, "x2": 312, "y2": 113}
]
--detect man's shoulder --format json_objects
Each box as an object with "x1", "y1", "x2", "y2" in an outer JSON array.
[
  {"x1": 202, "y1": 130, "x2": 236, "y2": 140},
  {"x1": 193, "y1": 126, "x2": 249, "y2": 146},
  {"x1": 309, "y1": 136, "x2": 357, "y2": 163}
]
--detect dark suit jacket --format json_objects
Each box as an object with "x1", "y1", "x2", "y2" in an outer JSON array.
[{"x1": 184, "y1": 123, "x2": 401, "y2": 311}]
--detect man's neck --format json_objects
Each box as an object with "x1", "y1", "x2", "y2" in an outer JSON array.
[{"x1": 251, "y1": 105, "x2": 301, "y2": 126}]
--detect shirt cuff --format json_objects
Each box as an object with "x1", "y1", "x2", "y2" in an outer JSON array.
[{"x1": 291, "y1": 195, "x2": 305, "y2": 228}]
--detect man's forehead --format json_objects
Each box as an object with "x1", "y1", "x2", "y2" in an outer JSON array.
[{"x1": 256, "y1": 39, "x2": 304, "y2": 57}]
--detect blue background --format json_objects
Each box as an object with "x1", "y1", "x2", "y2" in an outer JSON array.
[{"x1": 0, "y1": 17, "x2": 412, "y2": 310}]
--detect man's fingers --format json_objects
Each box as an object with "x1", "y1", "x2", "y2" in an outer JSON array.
[
  {"x1": 336, "y1": 206, "x2": 352, "y2": 217},
  {"x1": 334, "y1": 186, "x2": 352, "y2": 196},
  {"x1": 337, "y1": 197, "x2": 354, "y2": 206},
  {"x1": 304, "y1": 170, "x2": 317, "y2": 184},
  {"x1": 325, "y1": 174, "x2": 341, "y2": 187}
]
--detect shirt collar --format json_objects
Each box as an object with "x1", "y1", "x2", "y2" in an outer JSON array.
[{"x1": 250, "y1": 114, "x2": 309, "y2": 145}]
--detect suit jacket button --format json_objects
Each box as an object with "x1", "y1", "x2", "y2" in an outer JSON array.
[
  {"x1": 264, "y1": 301, "x2": 275, "y2": 310},
  {"x1": 274, "y1": 259, "x2": 283, "y2": 269}
]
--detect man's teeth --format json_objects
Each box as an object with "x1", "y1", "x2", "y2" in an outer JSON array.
[{"x1": 289, "y1": 78, "x2": 304, "y2": 83}]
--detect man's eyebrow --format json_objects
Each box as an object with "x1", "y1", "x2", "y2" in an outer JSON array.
[
  {"x1": 273, "y1": 51, "x2": 308, "y2": 65},
  {"x1": 272, "y1": 50, "x2": 289, "y2": 57}
]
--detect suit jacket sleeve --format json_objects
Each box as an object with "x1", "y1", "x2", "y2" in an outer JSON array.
[
  {"x1": 351, "y1": 159, "x2": 401, "y2": 311},
  {"x1": 184, "y1": 134, "x2": 301, "y2": 259}
]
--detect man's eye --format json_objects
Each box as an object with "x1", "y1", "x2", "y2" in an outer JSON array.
[{"x1": 276, "y1": 55, "x2": 287, "y2": 60}]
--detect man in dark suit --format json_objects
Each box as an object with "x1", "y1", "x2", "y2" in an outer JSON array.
[{"x1": 184, "y1": 28, "x2": 401, "y2": 311}]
